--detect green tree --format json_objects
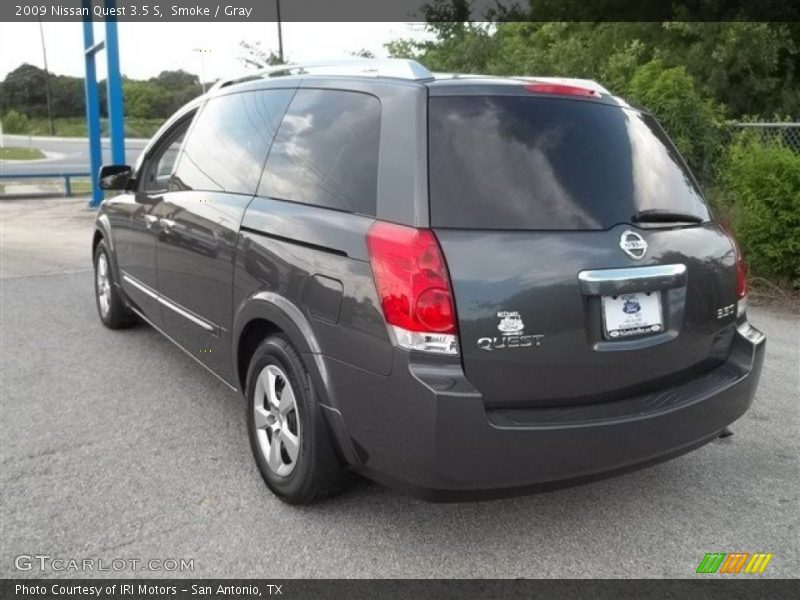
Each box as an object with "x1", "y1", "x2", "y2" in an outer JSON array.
[
  {"x1": 151, "y1": 70, "x2": 200, "y2": 90},
  {"x1": 385, "y1": 12, "x2": 800, "y2": 118},
  {"x1": 149, "y1": 71, "x2": 202, "y2": 115},
  {"x1": 1, "y1": 64, "x2": 50, "y2": 118},
  {"x1": 50, "y1": 74, "x2": 85, "y2": 118},
  {"x1": 1, "y1": 64, "x2": 87, "y2": 119},
  {"x1": 657, "y1": 22, "x2": 799, "y2": 118},
  {"x1": 124, "y1": 80, "x2": 172, "y2": 119}
]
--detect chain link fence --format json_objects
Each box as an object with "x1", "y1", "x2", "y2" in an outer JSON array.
[{"x1": 723, "y1": 122, "x2": 800, "y2": 151}]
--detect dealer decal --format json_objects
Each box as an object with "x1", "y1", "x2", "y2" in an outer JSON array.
[{"x1": 477, "y1": 311, "x2": 543, "y2": 351}]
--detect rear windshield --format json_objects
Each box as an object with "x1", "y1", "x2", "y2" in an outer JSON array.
[{"x1": 428, "y1": 95, "x2": 710, "y2": 230}]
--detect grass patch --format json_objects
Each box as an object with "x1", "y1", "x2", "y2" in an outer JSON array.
[
  {"x1": 23, "y1": 117, "x2": 163, "y2": 139},
  {"x1": 68, "y1": 178, "x2": 93, "y2": 195},
  {"x1": 0, "y1": 146, "x2": 46, "y2": 160}
]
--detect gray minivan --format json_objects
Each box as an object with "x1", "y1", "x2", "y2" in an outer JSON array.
[{"x1": 92, "y1": 60, "x2": 765, "y2": 503}]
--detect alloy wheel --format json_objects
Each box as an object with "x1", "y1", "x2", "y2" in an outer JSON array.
[
  {"x1": 96, "y1": 253, "x2": 111, "y2": 317},
  {"x1": 253, "y1": 364, "x2": 301, "y2": 477}
]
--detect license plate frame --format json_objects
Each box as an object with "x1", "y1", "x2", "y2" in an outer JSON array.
[{"x1": 601, "y1": 291, "x2": 664, "y2": 339}]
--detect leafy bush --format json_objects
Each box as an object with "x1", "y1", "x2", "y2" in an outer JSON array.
[
  {"x1": 721, "y1": 136, "x2": 800, "y2": 287},
  {"x1": 124, "y1": 80, "x2": 174, "y2": 119},
  {"x1": 25, "y1": 117, "x2": 85, "y2": 137},
  {"x1": 627, "y1": 59, "x2": 724, "y2": 186},
  {"x1": 21, "y1": 117, "x2": 163, "y2": 139},
  {"x1": 2, "y1": 110, "x2": 29, "y2": 134}
]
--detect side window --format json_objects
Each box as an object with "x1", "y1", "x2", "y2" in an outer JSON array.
[
  {"x1": 172, "y1": 89, "x2": 293, "y2": 195},
  {"x1": 155, "y1": 140, "x2": 182, "y2": 180},
  {"x1": 259, "y1": 89, "x2": 381, "y2": 216},
  {"x1": 142, "y1": 117, "x2": 192, "y2": 192}
]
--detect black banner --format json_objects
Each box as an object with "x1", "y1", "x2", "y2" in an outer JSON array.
[
  {"x1": 1, "y1": 0, "x2": 799, "y2": 22},
  {"x1": 2, "y1": 579, "x2": 799, "y2": 600}
]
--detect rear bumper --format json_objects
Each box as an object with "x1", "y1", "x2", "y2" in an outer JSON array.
[{"x1": 320, "y1": 322, "x2": 765, "y2": 501}]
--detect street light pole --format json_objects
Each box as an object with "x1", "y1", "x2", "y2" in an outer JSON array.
[
  {"x1": 193, "y1": 48, "x2": 210, "y2": 93},
  {"x1": 276, "y1": 0, "x2": 284, "y2": 63},
  {"x1": 38, "y1": 18, "x2": 55, "y2": 136}
]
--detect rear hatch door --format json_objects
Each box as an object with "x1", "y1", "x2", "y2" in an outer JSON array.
[{"x1": 428, "y1": 90, "x2": 739, "y2": 408}]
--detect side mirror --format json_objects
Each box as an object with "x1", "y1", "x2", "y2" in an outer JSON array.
[{"x1": 98, "y1": 165, "x2": 133, "y2": 191}]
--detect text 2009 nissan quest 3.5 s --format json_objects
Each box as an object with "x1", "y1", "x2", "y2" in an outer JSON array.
[{"x1": 92, "y1": 59, "x2": 765, "y2": 503}]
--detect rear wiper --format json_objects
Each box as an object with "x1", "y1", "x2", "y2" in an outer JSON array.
[{"x1": 632, "y1": 209, "x2": 703, "y2": 224}]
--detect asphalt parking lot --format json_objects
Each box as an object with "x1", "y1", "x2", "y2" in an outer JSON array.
[{"x1": 1, "y1": 197, "x2": 798, "y2": 578}]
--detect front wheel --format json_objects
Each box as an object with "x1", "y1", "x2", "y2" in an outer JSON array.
[
  {"x1": 246, "y1": 334, "x2": 347, "y2": 504},
  {"x1": 93, "y1": 239, "x2": 137, "y2": 329}
]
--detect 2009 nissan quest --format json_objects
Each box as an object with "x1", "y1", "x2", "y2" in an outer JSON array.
[{"x1": 92, "y1": 59, "x2": 765, "y2": 503}]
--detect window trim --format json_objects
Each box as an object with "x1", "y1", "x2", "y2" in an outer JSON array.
[{"x1": 138, "y1": 110, "x2": 198, "y2": 194}]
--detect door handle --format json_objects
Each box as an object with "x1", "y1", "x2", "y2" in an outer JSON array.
[{"x1": 144, "y1": 214, "x2": 158, "y2": 229}]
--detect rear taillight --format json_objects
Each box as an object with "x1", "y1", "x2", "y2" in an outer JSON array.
[
  {"x1": 524, "y1": 83, "x2": 601, "y2": 98},
  {"x1": 721, "y1": 224, "x2": 748, "y2": 316},
  {"x1": 735, "y1": 251, "x2": 748, "y2": 300},
  {"x1": 366, "y1": 222, "x2": 458, "y2": 355}
]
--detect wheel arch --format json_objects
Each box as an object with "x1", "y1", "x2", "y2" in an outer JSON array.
[
  {"x1": 93, "y1": 214, "x2": 114, "y2": 253},
  {"x1": 233, "y1": 292, "x2": 359, "y2": 467},
  {"x1": 92, "y1": 228, "x2": 104, "y2": 255},
  {"x1": 92, "y1": 215, "x2": 123, "y2": 286},
  {"x1": 233, "y1": 292, "x2": 325, "y2": 397}
]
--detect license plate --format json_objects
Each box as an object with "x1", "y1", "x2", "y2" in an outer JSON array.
[{"x1": 602, "y1": 292, "x2": 663, "y2": 339}]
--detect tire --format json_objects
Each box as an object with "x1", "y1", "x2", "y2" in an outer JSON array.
[
  {"x1": 246, "y1": 334, "x2": 347, "y2": 504},
  {"x1": 93, "y1": 239, "x2": 137, "y2": 329}
]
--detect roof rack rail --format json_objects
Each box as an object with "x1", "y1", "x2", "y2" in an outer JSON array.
[{"x1": 210, "y1": 59, "x2": 434, "y2": 91}]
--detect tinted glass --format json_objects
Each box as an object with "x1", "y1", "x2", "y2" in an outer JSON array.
[
  {"x1": 154, "y1": 133, "x2": 184, "y2": 180},
  {"x1": 428, "y1": 96, "x2": 710, "y2": 230},
  {"x1": 143, "y1": 119, "x2": 191, "y2": 192},
  {"x1": 259, "y1": 89, "x2": 381, "y2": 215},
  {"x1": 172, "y1": 89, "x2": 293, "y2": 195}
]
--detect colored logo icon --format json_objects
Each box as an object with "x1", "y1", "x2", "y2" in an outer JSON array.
[{"x1": 696, "y1": 552, "x2": 773, "y2": 574}]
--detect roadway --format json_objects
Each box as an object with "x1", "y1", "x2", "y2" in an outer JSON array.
[
  {"x1": 0, "y1": 134, "x2": 148, "y2": 176},
  {"x1": 0, "y1": 197, "x2": 798, "y2": 578}
]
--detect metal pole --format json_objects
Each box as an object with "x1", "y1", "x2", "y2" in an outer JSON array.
[
  {"x1": 82, "y1": 4, "x2": 103, "y2": 208},
  {"x1": 193, "y1": 49, "x2": 209, "y2": 93},
  {"x1": 200, "y1": 52, "x2": 206, "y2": 93},
  {"x1": 38, "y1": 18, "x2": 55, "y2": 136},
  {"x1": 276, "y1": 0, "x2": 284, "y2": 62},
  {"x1": 104, "y1": 0, "x2": 126, "y2": 165}
]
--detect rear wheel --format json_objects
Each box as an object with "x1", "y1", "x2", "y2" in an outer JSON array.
[
  {"x1": 94, "y1": 239, "x2": 137, "y2": 329},
  {"x1": 246, "y1": 334, "x2": 347, "y2": 504}
]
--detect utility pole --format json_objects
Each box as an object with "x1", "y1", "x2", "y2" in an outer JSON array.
[
  {"x1": 38, "y1": 18, "x2": 55, "y2": 136},
  {"x1": 193, "y1": 48, "x2": 210, "y2": 93},
  {"x1": 276, "y1": 0, "x2": 284, "y2": 63}
]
